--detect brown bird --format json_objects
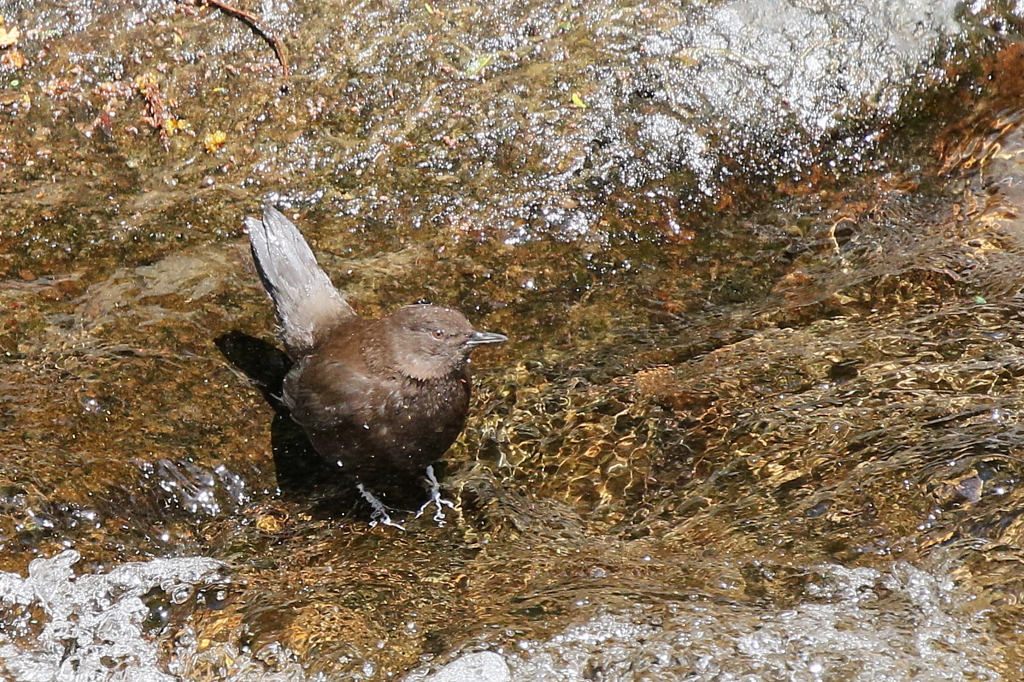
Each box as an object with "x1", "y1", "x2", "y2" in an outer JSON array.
[{"x1": 245, "y1": 204, "x2": 506, "y2": 523}]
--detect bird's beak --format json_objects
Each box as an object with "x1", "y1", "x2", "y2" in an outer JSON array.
[{"x1": 465, "y1": 330, "x2": 508, "y2": 347}]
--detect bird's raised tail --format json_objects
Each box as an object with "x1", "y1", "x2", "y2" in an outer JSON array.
[{"x1": 245, "y1": 204, "x2": 355, "y2": 356}]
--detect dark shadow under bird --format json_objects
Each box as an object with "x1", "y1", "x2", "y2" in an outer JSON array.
[{"x1": 244, "y1": 205, "x2": 506, "y2": 514}]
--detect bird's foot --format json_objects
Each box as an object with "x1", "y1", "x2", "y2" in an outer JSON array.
[
  {"x1": 415, "y1": 465, "x2": 457, "y2": 526},
  {"x1": 357, "y1": 483, "x2": 406, "y2": 531}
]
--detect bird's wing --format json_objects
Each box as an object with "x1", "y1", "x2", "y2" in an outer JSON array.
[{"x1": 283, "y1": 356, "x2": 386, "y2": 430}]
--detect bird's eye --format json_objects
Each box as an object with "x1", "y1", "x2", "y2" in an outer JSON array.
[{"x1": 431, "y1": 329, "x2": 445, "y2": 340}]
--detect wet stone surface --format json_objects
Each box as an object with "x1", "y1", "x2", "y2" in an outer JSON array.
[{"x1": 3, "y1": 0, "x2": 1024, "y2": 680}]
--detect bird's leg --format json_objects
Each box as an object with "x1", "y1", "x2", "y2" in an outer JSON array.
[
  {"x1": 357, "y1": 483, "x2": 406, "y2": 531},
  {"x1": 415, "y1": 465, "x2": 457, "y2": 526}
]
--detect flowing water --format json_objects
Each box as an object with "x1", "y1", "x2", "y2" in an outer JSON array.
[{"x1": 2, "y1": 0, "x2": 1024, "y2": 680}]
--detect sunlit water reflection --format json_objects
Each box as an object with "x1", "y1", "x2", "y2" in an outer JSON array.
[{"x1": 3, "y1": 0, "x2": 1024, "y2": 680}]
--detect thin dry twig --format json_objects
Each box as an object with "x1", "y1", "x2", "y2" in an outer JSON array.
[{"x1": 199, "y1": 0, "x2": 290, "y2": 89}]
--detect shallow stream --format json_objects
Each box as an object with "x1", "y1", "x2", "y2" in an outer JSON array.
[{"x1": 3, "y1": 0, "x2": 1024, "y2": 680}]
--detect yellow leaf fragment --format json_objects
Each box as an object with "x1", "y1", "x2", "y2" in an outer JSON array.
[
  {"x1": 204, "y1": 130, "x2": 228, "y2": 153},
  {"x1": 163, "y1": 117, "x2": 191, "y2": 136},
  {"x1": 0, "y1": 26, "x2": 19, "y2": 48}
]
